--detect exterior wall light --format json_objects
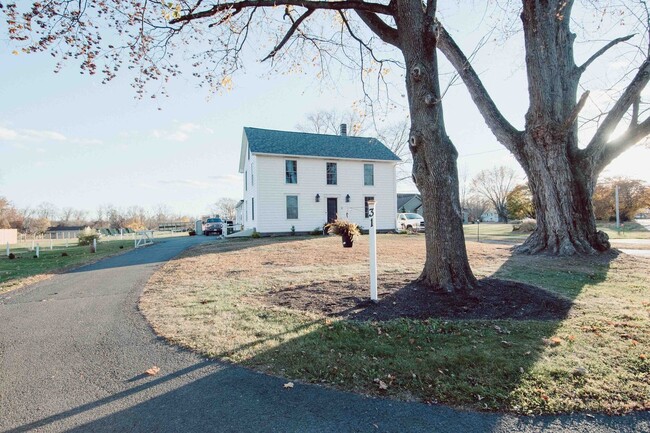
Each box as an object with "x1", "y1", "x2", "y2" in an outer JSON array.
[
  {"x1": 345, "y1": 194, "x2": 350, "y2": 203},
  {"x1": 315, "y1": 194, "x2": 320, "y2": 202}
]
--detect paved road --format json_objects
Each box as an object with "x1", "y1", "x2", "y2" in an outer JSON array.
[{"x1": 1, "y1": 236, "x2": 648, "y2": 433}]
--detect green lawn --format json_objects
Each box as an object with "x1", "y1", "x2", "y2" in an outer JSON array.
[
  {"x1": 462, "y1": 221, "x2": 650, "y2": 242},
  {"x1": 0, "y1": 238, "x2": 135, "y2": 292}
]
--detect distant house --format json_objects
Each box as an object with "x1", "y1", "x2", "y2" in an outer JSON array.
[
  {"x1": 239, "y1": 126, "x2": 401, "y2": 234},
  {"x1": 397, "y1": 193, "x2": 470, "y2": 223},
  {"x1": 397, "y1": 193, "x2": 422, "y2": 214},
  {"x1": 46, "y1": 225, "x2": 86, "y2": 238},
  {"x1": 480, "y1": 209, "x2": 500, "y2": 222}
]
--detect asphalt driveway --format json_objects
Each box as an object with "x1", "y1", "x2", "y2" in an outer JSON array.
[{"x1": 1, "y1": 236, "x2": 648, "y2": 433}]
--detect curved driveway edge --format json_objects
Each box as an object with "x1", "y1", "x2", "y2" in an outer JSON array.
[{"x1": 1, "y1": 236, "x2": 648, "y2": 433}]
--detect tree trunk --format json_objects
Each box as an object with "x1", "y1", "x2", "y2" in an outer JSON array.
[
  {"x1": 397, "y1": 0, "x2": 477, "y2": 291},
  {"x1": 514, "y1": 136, "x2": 610, "y2": 255},
  {"x1": 513, "y1": 0, "x2": 608, "y2": 255}
]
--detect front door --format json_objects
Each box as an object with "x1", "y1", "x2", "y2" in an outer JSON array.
[{"x1": 327, "y1": 198, "x2": 338, "y2": 223}]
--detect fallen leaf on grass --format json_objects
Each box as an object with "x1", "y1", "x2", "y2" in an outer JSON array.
[
  {"x1": 501, "y1": 340, "x2": 513, "y2": 348},
  {"x1": 542, "y1": 337, "x2": 562, "y2": 346},
  {"x1": 283, "y1": 382, "x2": 294, "y2": 389},
  {"x1": 373, "y1": 378, "x2": 388, "y2": 390},
  {"x1": 145, "y1": 366, "x2": 160, "y2": 376},
  {"x1": 640, "y1": 354, "x2": 647, "y2": 360}
]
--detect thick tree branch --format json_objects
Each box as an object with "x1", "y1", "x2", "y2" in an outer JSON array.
[
  {"x1": 435, "y1": 22, "x2": 523, "y2": 152},
  {"x1": 577, "y1": 34, "x2": 635, "y2": 74},
  {"x1": 354, "y1": 10, "x2": 399, "y2": 47},
  {"x1": 170, "y1": 0, "x2": 393, "y2": 25},
  {"x1": 632, "y1": 95, "x2": 640, "y2": 126},
  {"x1": 425, "y1": 0, "x2": 436, "y2": 19},
  {"x1": 561, "y1": 90, "x2": 589, "y2": 133},
  {"x1": 594, "y1": 116, "x2": 650, "y2": 170},
  {"x1": 585, "y1": 57, "x2": 650, "y2": 168},
  {"x1": 262, "y1": 8, "x2": 314, "y2": 61}
]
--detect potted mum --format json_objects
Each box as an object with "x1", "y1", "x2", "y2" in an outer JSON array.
[{"x1": 326, "y1": 219, "x2": 361, "y2": 248}]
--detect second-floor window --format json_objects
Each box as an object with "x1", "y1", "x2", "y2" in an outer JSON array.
[
  {"x1": 326, "y1": 162, "x2": 337, "y2": 185},
  {"x1": 286, "y1": 160, "x2": 297, "y2": 184},
  {"x1": 364, "y1": 163, "x2": 374, "y2": 186}
]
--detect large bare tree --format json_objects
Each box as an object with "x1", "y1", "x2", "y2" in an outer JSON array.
[
  {"x1": 437, "y1": 1, "x2": 650, "y2": 255},
  {"x1": 5, "y1": 0, "x2": 476, "y2": 291},
  {"x1": 470, "y1": 166, "x2": 517, "y2": 223}
]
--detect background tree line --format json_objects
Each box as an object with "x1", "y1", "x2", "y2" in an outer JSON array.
[{"x1": 0, "y1": 198, "x2": 196, "y2": 234}]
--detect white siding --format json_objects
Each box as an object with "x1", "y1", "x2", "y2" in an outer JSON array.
[
  {"x1": 255, "y1": 155, "x2": 397, "y2": 233},
  {"x1": 240, "y1": 134, "x2": 259, "y2": 231}
]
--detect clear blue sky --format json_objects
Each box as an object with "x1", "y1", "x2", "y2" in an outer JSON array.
[{"x1": 1, "y1": 3, "x2": 648, "y2": 218}]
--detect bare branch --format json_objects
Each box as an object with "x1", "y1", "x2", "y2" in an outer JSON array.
[
  {"x1": 595, "y1": 116, "x2": 650, "y2": 170},
  {"x1": 435, "y1": 21, "x2": 523, "y2": 153},
  {"x1": 577, "y1": 34, "x2": 635, "y2": 74},
  {"x1": 585, "y1": 56, "x2": 650, "y2": 168},
  {"x1": 561, "y1": 90, "x2": 590, "y2": 133},
  {"x1": 262, "y1": 8, "x2": 314, "y2": 61},
  {"x1": 354, "y1": 10, "x2": 399, "y2": 47},
  {"x1": 170, "y1": 0, "x2": 393, "y2": 25},
  {"x1": 632, "y1": 95, "x2": 640, "y2": 126},
  {"x1": 425, "y1": 0, "x2": 437, "y2": 19}
]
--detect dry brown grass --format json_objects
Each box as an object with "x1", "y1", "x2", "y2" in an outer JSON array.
[{"x1": 140, "y1": 234, "x2": 650, "y2": 414}]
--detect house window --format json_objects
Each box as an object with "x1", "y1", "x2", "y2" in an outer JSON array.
[
  {"x1": 286, "y1": 160, "x2": 297, "y2": 184},
  {"x1": 365, "y1": 196, "x2": 375, "y2": 218},
  {"x1": 326, "y1": 162, "x2": 337, "y2": 185},
  {"x1": 252, "y1": 198, "x2": 255, "y2": 221},
  {"x1": 364, "y1": 164, "x2": 374, "y2": 186},
  {"x1": 286, "y1": 195, "x2": 298, "y2": 219},
  {"x1": 245, "y1": 170, "x2": 248, "y2": 191}
]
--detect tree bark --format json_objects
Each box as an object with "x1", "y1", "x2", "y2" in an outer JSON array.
[
  {"x1": 514, "y1": 135, "x2": 609, "y2": 255},
  {"x1": 396, "y1": 0, "x2": 477, "y2": 291}
]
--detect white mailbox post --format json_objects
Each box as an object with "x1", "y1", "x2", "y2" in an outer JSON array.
[{"x1": 368, "y1": 199, "x2": 378, "y2": 302}]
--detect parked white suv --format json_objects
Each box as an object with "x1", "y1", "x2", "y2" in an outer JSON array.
[{"x1": 396, "y1": 213, "x2": 425, "y2": 231}]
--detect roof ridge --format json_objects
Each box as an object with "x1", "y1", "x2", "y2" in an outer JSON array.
[{"x1": 243, "y1": 126, "x2": 377, "y2": 141}]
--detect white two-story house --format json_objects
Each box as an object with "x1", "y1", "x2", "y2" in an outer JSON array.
[{"x1": 238, "y1": 126, "x2": 400, "y2": 234}]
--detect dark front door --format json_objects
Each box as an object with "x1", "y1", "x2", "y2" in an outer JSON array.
[{"x1": 327, "y1": 198, "x2": 338, "y2": 223}]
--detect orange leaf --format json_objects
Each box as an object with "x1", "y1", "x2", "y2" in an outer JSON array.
[{"x1": 145, "y1": 366, "x2": 160, "y2": 376}]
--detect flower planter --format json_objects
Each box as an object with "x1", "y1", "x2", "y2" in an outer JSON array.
[{"x1": 342, "y1": 233, "x2": 353, "y2": 248}]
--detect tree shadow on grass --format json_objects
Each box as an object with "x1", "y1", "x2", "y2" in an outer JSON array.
[{"x1": 232, "y1": 248, "x2": 626, "y2": 414}]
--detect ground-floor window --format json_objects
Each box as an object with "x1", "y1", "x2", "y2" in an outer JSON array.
[
  {"x1": 286, "y1": 195, "x2": 298, "y2": 219},
  {"x1": 364, "y1": 196, "x2": 375, "y2": 218}
]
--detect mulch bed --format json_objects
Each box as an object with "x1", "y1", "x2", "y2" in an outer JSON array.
[{"x1": 261, "y1": 274, "x2": 573, "y2": 322}]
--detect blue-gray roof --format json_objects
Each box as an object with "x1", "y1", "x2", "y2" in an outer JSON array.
[{"x1": 244, "y1": 127, "x2": 401, "y2": 161}]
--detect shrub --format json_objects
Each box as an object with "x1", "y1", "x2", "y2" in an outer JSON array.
[
  {"x1": 310, "y1": 227, "x2": 323, "y2": 236},
  {"x1": 251, "y1": 229, "x2": 261, "y2": 239},
  {"x1": 291, "y1": 225, "x2": 296, "y2": 236},
  {"x1": 519, "y1": 218, "x2": 537, "y2": 232},
  {"x1": 78, "y1": 227, "x2": 101, "y2": 246},
  {"x1": 61, "y1": 252, "x2": 68, "y2": 257},
  {"x1": 8, "y1": 253, "x2": 15, "y2": 259}
]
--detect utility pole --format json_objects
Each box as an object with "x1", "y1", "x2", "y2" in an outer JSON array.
[{"x1": 615, "y1": 185, "x2": 620, "y2": 231}]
